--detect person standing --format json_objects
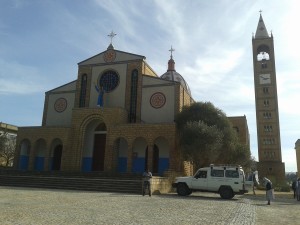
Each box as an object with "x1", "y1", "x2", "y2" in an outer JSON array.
[
  {"x1": 296, "y1": 178, "x2": 300, "y2": 201},
  {"x1": 252, "y1": 170, "x2": 259, "y2": 195},
  {"x1": 263, "y1": 177, "x2": 274, "y2": 205},
  {"x1": 292, "y1": 180, "x2": 297, "y2": 199},
  {"x1": 142, "y1": 169, "x2": 152, "y2": 197}
]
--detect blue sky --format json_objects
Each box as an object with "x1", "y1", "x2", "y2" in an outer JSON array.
[{"x1": 0, "y1": 0, "x2": 299, "y2": 172}]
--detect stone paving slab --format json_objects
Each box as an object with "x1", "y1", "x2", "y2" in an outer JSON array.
[{"x1": 0, "y1": 187, "x2": 298, "y2": 225}]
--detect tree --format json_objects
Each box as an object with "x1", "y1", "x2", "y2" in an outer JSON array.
[
  {"x1": 175, "y1": 101, "x2": 251, "y2": 168},
  {"x1": 0, "y1": 132, "x2": 16, "y2": 167},
  {"x1": 180, "y1": 121, "x2": 223, "y2": 169}
]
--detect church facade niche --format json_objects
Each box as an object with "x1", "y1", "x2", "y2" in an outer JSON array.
[
  {"x1": 52, "y1": 145, "x2": 62, "y2": 171},
  {"x1": 112, "y1": 137, "x2": 128, "y2": 173},
  {"x1": 153, "y1": 136, "x2": 169, "y2": 175},
  {"x1": 19, "y1": 139, "x2": 30, "y2": 170},
  {"x1": 50, "y1": 138, "x2": 63, "y2": 171},
  {"x1": 132, "y1": 137, "x2": 148, "y2": 173},
  {"x1": 33, "y1": 138, "x2": 46, "y2": 171}
]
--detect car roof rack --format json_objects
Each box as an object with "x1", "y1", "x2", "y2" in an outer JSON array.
[{"x1": 209, "y1": 164, "x2": 242, "y2": 169}]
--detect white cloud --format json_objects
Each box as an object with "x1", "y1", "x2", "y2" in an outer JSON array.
[
  {"x1": 282, "y1": 147, "x2": 297, "y2": 172},
  {"x1": 0, "y1": 59, "x2": 46, "y2": 95}
]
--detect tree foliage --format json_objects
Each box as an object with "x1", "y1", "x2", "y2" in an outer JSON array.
[
  {"x1": 180, "y1": 121, "x2": 223, "y2": 169},
  {"x1": 0, "y1": 132, "x2": 16, "y2": 167},
  {"x1": 176, "y1": 101, "x2": 252, "y2": 168}
]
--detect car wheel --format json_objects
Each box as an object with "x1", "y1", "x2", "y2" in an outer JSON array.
[
  {"x1": 177, "y1": 183, "x2": 189, "y2": 196},
  {"x1": 219, "y1": 187, "x2": 234, "y2": 199}
]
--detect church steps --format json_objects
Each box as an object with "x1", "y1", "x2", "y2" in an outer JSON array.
[{"x1": 0, "y1": 174, "x2": 143, "y2": 194}]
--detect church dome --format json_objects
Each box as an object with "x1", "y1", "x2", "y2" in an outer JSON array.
[{"x1": 160, "y1": 48, "x2": 191, "y2": 96}]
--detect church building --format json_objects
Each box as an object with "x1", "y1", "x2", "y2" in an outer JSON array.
[
  {"x1": 14, "y1": 34, "x2": 195, "y2": 175},
  {"x1": 14, "y1": 32, "x2": 249, "y2": 176}
]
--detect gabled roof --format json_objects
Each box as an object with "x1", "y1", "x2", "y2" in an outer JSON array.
[
  {"x1": 46, "y1": 80, "x2": 77, "y2": 93},
  {"x1": 255, "y1": 14, "x2": 269, "y2": 39},
  {"x1": 78, "y1": 48, "x2": 146, "y2": 66}
]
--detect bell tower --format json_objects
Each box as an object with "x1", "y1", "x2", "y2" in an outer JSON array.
[{"x1": 252, "y1": 13, "x2": 285, "y2": 182}]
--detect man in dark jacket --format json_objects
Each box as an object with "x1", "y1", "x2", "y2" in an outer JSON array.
[{"x1": 292, "y1": 180, "x2": 296, "y2": 199}]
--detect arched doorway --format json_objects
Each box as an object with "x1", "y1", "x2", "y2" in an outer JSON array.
[
  {"x1": 92, "y1": 123, "x2": 106, "y2": 171},
  {"x1": 132, "y1": 137, "x2": 147, "y2": 173},
  {"x1": 154, "y1": 137, "x2": 170, "y2": 175},
  {"x1": 144, "y1": 145, "x2": 159, "y2": 174},
  {"x1": 52, "y1": 145, "x2": 62, "y2": 171},
  {"x1": 152, "y1": 145, "x2": 159, "y2": 174},
  {"x1": 34, "y1": 139, "x2": 46, "y2": 171},
  {"x1": 113, "y1": 137, "x2": 128, "y2": 173},
  {"x1": 19, "y1": 139, "x2": 30, "y2": 170}
]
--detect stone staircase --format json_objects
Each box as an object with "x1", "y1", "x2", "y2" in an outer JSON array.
[{"x1": 0, "y1": 170, "x2": 144, "y2": 194}]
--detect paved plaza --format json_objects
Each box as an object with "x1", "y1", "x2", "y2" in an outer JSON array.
[{"x1": 0, "y1": 187, "x2": 299, "y2": 225}]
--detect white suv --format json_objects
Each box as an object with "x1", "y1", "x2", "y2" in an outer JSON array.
[{"x1": 172, "y1": 164, "x2": 252, "y2": 199}]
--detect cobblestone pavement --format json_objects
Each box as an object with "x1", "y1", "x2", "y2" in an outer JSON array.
[{"x1": 0, "y1": 187, "x2": 299, "y2": 225}]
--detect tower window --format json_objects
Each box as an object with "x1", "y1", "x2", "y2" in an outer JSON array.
[
  {"x1": 263, "y1": 112, "x2": 271, "y2": 119},
  {"x1": 257, "y1": 52, "x2": 270, "y2": 61},
  {"x1": 263, "y1": 87, "x2": 269, "y2": 94},
  {"x1": 233, "y1": 126, "x2": 239, "y2": 133},
  {"x1": 261, "y1": 61, "x2": 268, "y2": 69},
  {"x1": 264, "y1": 125, "x2": 273, "y2": 132},
  {"x1": 264, "y1": 100, "x2": 269, "y2": 107},
  {"x1": 263, "y1": 138, "x2": 275, "y2": 145}
]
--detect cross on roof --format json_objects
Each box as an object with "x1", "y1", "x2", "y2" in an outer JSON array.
[
  {"x1": 169, "y1": 46, "x2": 175, "y2": 58},
  {"x1": 108, "y1": 31, "x2": 117, "y2": 44},
  {"x1": 259, "y1": 10, "x2": 262, "y2": 14}
]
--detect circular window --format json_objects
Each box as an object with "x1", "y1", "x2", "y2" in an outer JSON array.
[
  {"x1": 150, "y1": 92, "x2": 166, "y2": 109},
  {"x1": 99, "y1": 70, "x2": 119, "y2": 92},
  {"x1": 54, "y1": 98, "x2": 67, "y2": 113}
]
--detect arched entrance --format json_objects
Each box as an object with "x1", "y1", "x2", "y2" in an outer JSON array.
[
  {"x1": 92, "y1": 123, "x2": 106, "y2": 171},
  {"x1": 52, "y1": 145, "x2": 62, "y2": 171},
  {"x1": 19, "y1": 139, "x2": 30, "y2": 170},
  {"x1": 132, "y1": 137, "x2": 147, "y2": 173},
  {"x1": 113, "y1": 137, "x2": 128, "y2": 173},
  {"x1": 154, "y1": 137, "x2": 170, "y2": 175},
  {"x1": 144, "y1": 145, "x2": 159, "y2": 174},
  {"x1": 34, "y1": 139, "x2": 46, "y2": 171},
  {"x1": 152, "y1": 145, "x2": 159, "y2": 174}
]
